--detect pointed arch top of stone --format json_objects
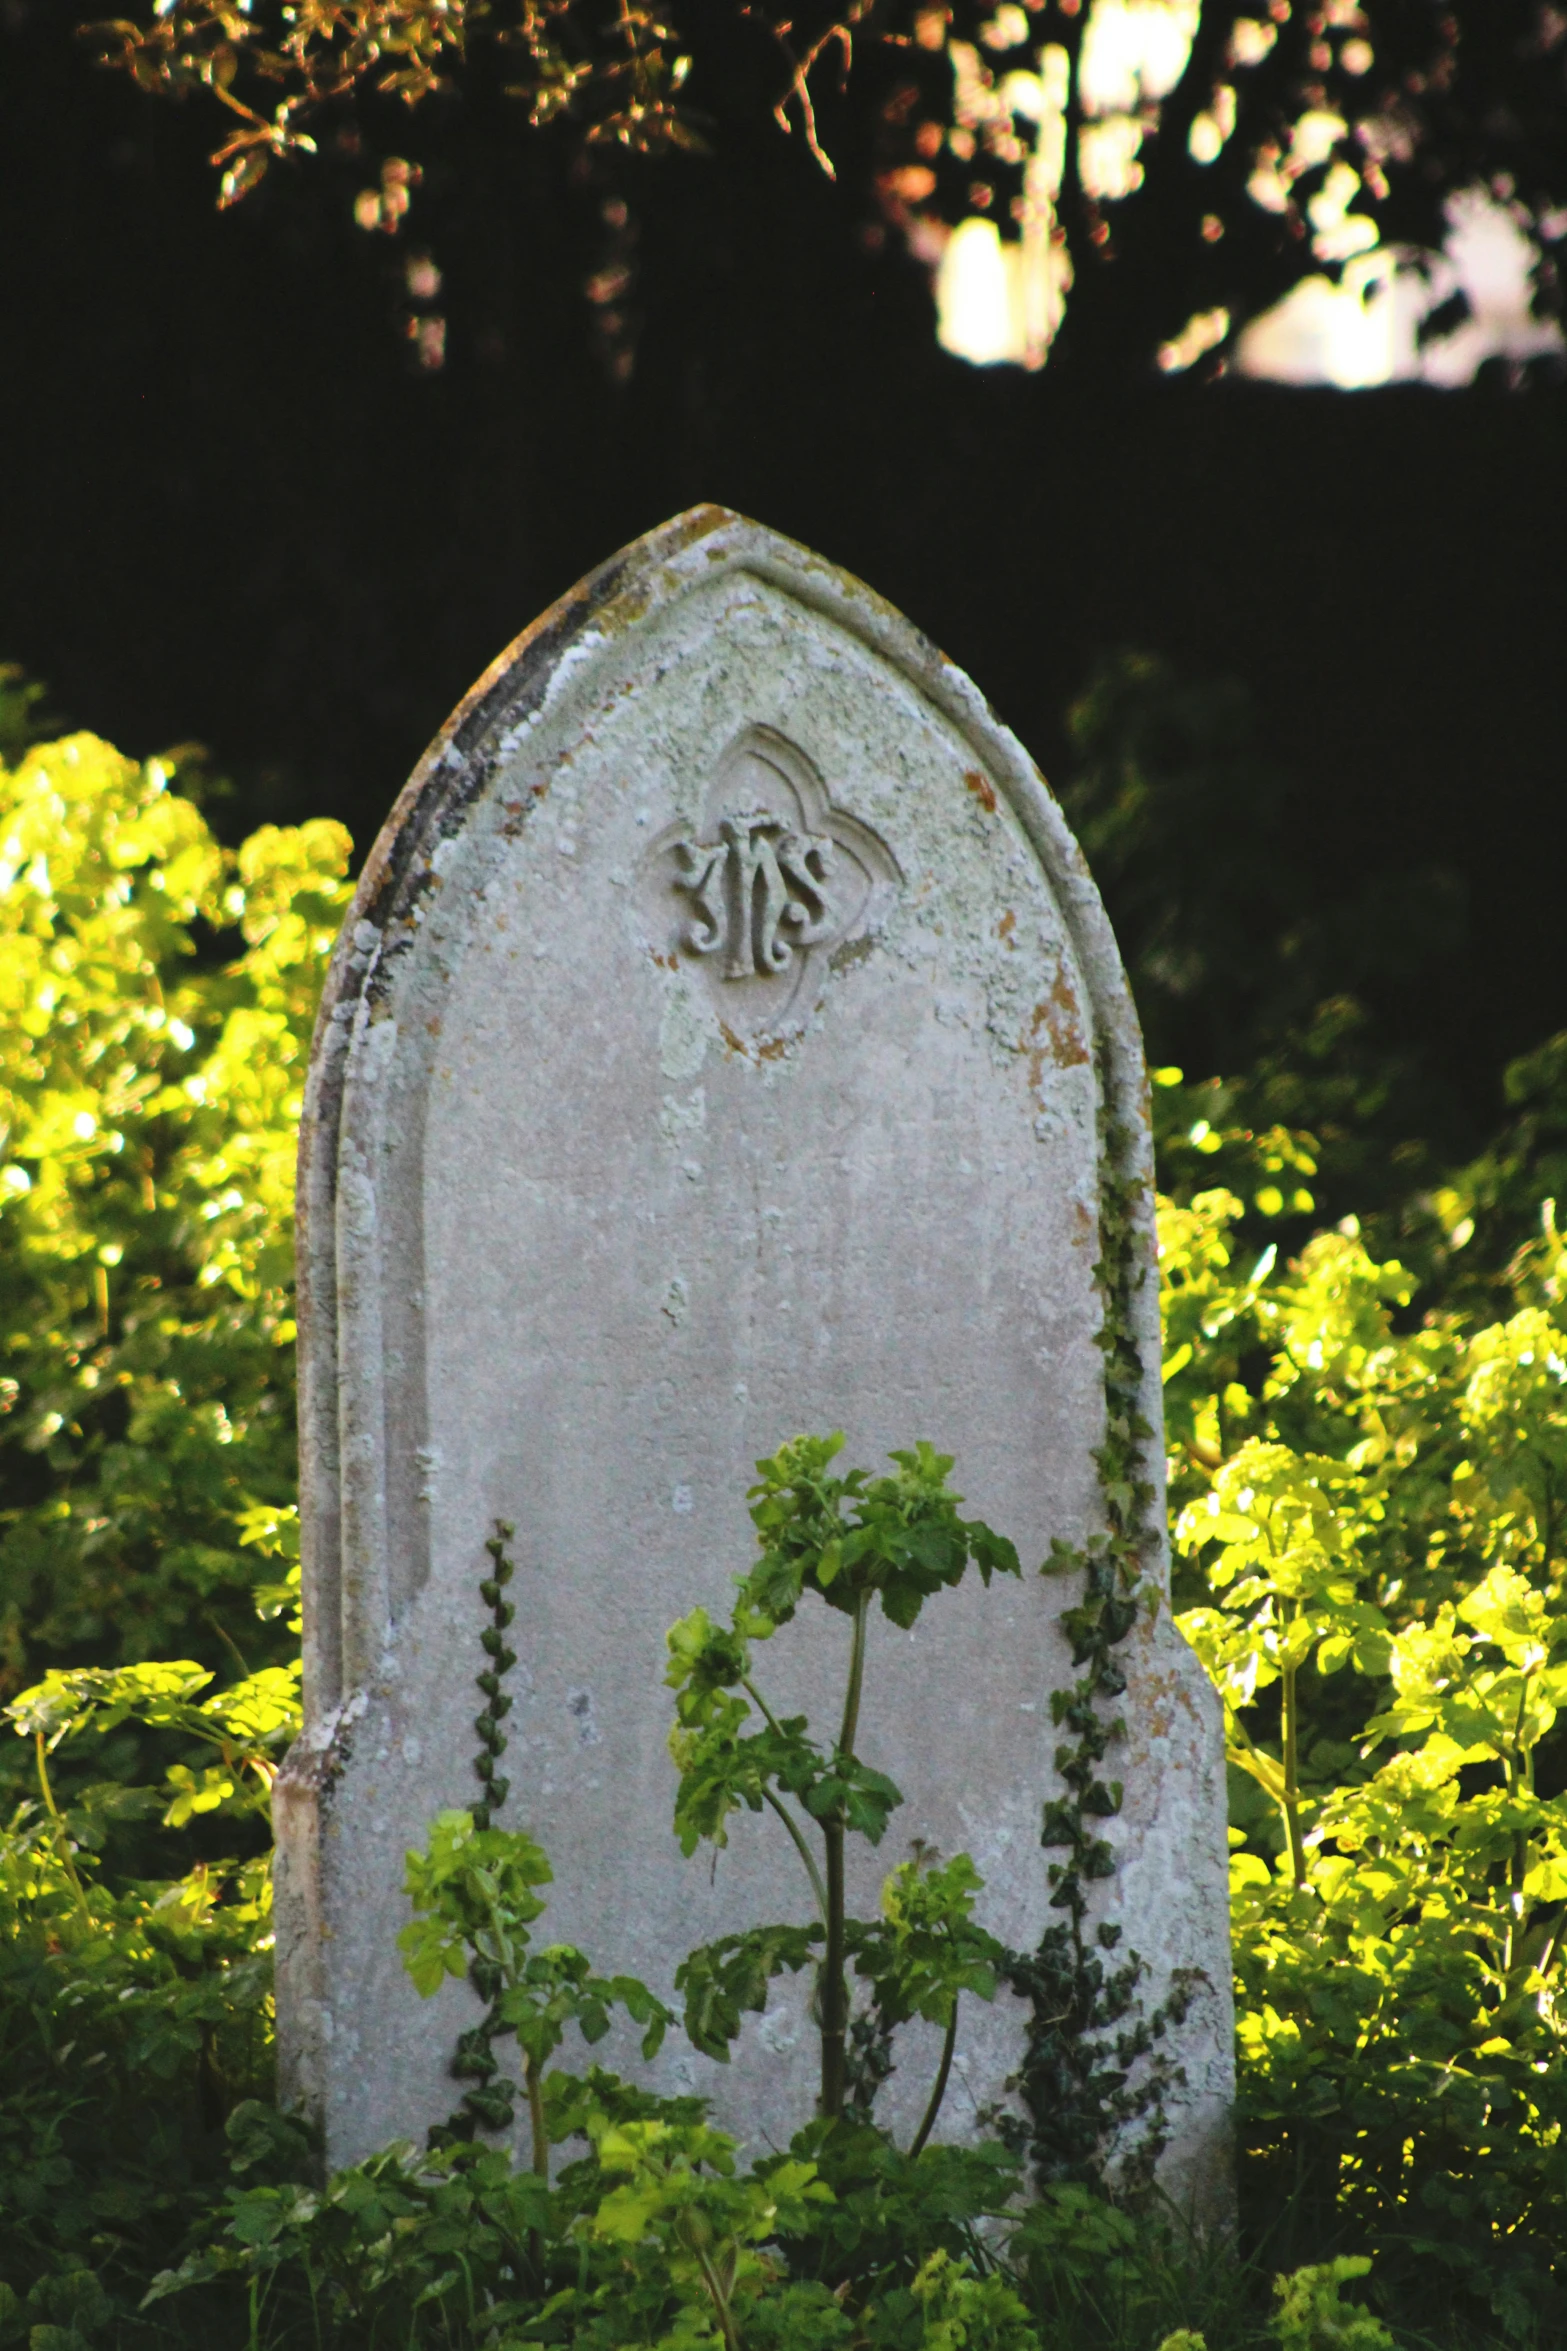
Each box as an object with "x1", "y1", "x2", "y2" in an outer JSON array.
[{"x1": 313, "y1": 502, "x2": 1150, "y2": 1127}]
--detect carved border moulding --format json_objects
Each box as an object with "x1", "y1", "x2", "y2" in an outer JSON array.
[{"x1": 644, "y1": 725, "x2": 902, "y2": 1043}]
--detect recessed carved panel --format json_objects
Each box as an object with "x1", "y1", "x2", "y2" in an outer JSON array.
[{"x1": 646, "y1": 726, "x2": 901, "y2": 1039}]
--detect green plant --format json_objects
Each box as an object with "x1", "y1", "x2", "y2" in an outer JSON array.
[
  {"x1": 664, "y1": 1431, "x2": 1020, "y2": 2133},
  {"x1": 140, "y1": 1741, "x2": 1414, "y2": 2351},
  {"x1": 401, "y1": 1807, "x2": 675, "y2": 2167},
  {"x1": 0, "y1": 718, "x2": 344, "y2": 2314},
  {"x1": 1271, "y1": 2258, "x2": 1392, "y2": 2351},
  {"x1": 0, "y1": 1646, "x2": 298, "y2": 2301},
  {"x1": 139, "y1": 1489, "x2": 1032, "y2": 2348},
  {"x1": 1163, "y1": 1173, "x2": 1567, "y2": 2337},
  {"x1": 0, "y1": 721, "x2": 350, "y2": 1737}
]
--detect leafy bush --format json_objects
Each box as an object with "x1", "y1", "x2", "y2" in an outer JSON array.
[
  {"x1": 1163, "y1": 1143, "x2": 1567, "y2": 2336},
  {"x1": 0, "y1": 1655, "x2": 297, "y2": 2305},
  {"x1": 0, "y1": 725, "x2": 347, "y2": 2304},
  {"x1": 0, "y1": 724, "x2": 350, "y2": 1710}
]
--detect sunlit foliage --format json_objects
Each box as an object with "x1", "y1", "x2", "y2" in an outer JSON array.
[
  {"x1": 1162, "y1": 1119, "x2": 1567, "y2": 2332},
  {"x1": 0, "y1": 725, "x2": 350, "y2": 1715}
]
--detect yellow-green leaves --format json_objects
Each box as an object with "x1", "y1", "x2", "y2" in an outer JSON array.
[
  {"x1": 8, "y1": 1659, "x2": 214, "y2": 1746},
  {"x1": 398, "y1": 1807, "x2": 673, "y2": 2160},
  {"x1": 1452, "y1": 1308, "x2": 1567, "y2": 1584},
  {"x1": 1163, "y1": 1151, "x2": 1567, "y2": 2314},
  {"x1": 5, "y1": 1654, "x2": 301, "y2": 1823},
  {"x1": 1265, "y1": 1225, "x2": 1412, "y2": 1406},
  {"x1": 583, "y1": 2115, "x2": 831, "y2": 2349},
  {"x1": 907, "y1": 2247, "x2": 1039, "y2": 2351},
  {"x1": 398, "y1": 1808, "x2": 552, "y2": 1996},
  {"x1": 1158, "y1": 1189, "x2": 1273, "y2": 1468},
  {"x1": 0, "y1": 735, "x2": 217, "y2": 1265},
  {"x1": 1272, "y1": 2259, "x2": 1392, "y2": 2351},
  {"x1": 856, "y1": 1850, "x2": 1006, "y2": 2030},
  {"x1": 0, "y1": 725, "x2": 351, "y2": 1700},
  {"x1": 1177, "y1": 1440, "x2": 1388, "y2": 1703}
]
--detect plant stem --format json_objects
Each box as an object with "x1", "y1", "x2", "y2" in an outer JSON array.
[
  {"x1": 742, "y1": 1674, "x2": 787, "y2": 1739},
  {"x1": 526, "y1": 2053, "x2": 548, "y2": 2178},
  {"x1": 694, "y1": 2244, "x2": 741, "y2": 2351},
  {"x1": 820, "y1": 1592, "x2": 870, "y2": 2122},
  {"x1": 908, "y1": 2001, "x2": 959, "y2": 2157},
  {"x1": 526, "y1": 2052, "x2": 547, "y2": 2276},
  {"x1": 1281, "y1": 1650, "x2": 1306, "y2": 1891},
  {"x1": 838, "y1": 1592, "x2": 870, "y2": 1759},
  {"x1": 1223, "y1": 1706, "x2": 1284, "y2": 1799},
  {"x1": 821, "y1": 1816, "x2": 846, "y2": 2119},
  {"x1": 762, "y1": 1787, "x2": 829, "y2": 1921},
  {"x1": 1502, "y1": 1676, "x2": 1535, "y2": 1984},
  {"x1": 742, "y1": 1674, "x2": 831, "y2": 1919},
  {"x1": 35, "y1": 1732, "x2": 91, "y2": 1921}
]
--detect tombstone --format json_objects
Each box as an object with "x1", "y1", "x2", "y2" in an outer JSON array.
[{"x1": 274, "y1": 507, "x2": 1233, "y2": 2210}]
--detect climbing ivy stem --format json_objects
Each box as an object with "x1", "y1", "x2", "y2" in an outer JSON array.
[
  {"x1": 437, "y1": 1519, "x2": 525, "y2": 2147},
  {"x1": 1008, "y1": 1104, "x2": 1184, "y2": 2184}
]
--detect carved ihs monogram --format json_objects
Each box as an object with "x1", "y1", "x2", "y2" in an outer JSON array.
[
  {"x1": 672, "y1": 813, "x2": 836, "y2": 980},
  {"x1": 645, "y1": 727, "x2": 901, "y2": 1040}
]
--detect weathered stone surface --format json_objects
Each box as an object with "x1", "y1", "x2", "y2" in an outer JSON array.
[{"x1": 275, "y1": 507, "x2": 1233, "y2": 2208}]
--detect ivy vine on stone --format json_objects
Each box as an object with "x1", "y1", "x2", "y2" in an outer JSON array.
[
  {"x1": 1001, "y1": 1107, "x2": 1193, "y2": 2196},
  {"x1": 436, "y1": 1519, "x2": 521, "y2": 2144}
]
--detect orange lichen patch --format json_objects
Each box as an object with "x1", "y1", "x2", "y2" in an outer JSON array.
[
  {"x1": 997, "y1": 909, "x2": 1016, "y2": 943},
  {"x1": 964, "y1": 768, "x2": 997, "y2": 814},
  {"x1": 649, "y1": 950, "x2": 679, "y2": 972},
  {"x1": 1120, "y1": 1662, "x2": 1185, "y2": 1746},
  {"x1": 498, "y1": 785, "x2": 546, "y2": 839},
  {"x1": 1025, "y1": 966, "x2": 1090, "y2": 1094},
  {"x1": 719, "y1": 1019, "x2": 789, "y2": 1062}
]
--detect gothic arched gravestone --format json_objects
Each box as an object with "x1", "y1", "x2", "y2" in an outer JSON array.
[{"x1": 274, "y1": 508, "x2": 1233, "y2": 2207}]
